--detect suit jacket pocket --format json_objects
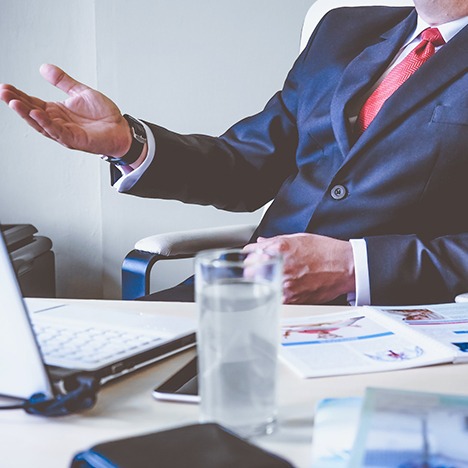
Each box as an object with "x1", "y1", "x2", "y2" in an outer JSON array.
[{"x1": 431, "y1": 105, "x2": 468, "y2": 126}]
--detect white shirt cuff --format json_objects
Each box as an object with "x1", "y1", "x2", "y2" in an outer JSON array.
[
  {"x1": 113, "y1": 121, "x2": 155, "y2": 193},
  {"x1": 349, "y1": 238, "x2": 371, "y2": 306}
]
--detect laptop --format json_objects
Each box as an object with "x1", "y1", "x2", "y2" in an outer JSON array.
[{"x1": 0, "y1": 228, "x2": 196, "y2": 402}]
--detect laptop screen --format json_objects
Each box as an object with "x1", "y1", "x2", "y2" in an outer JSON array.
[{"x1": 0, "y1": 229, "x2": 54, "y2": 399}]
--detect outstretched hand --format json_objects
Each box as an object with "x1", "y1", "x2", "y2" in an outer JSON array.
[
  {"x1": 0, "y1": 64, "x2": 131, "y2": 157},
  {"x1": 244, "y1": 233, "x2": 356, "y2": 304}
]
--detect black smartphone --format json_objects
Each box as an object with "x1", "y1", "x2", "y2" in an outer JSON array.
[{"x1": 152, "y1": 356, "x2": 199, "y2": 403}]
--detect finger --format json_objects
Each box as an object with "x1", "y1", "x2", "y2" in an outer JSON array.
[
  {"x1": 0, "y1": 84, "x2": 24, "y2": 103},
  {"x1": 8, "y1": 100, "x2": 52, "y2": 137},
  {"x1": 259, "y1": 240, "x2": 280, "y2": 254},
  {"x1": 8, "y1": 98, "x2": 32, "y2": 118},
  {"x1": 9, "y1": 100, "x2": 52, "y2": 136},
  {"x1": 1, "y1": 84, "x2": 34, "y2": 104},
  {"x1": 256, "y1": 237, "x2": 282, "y2": 249},
  {"x1": 0, "y1": 84, "x2": 16, "y2": 104},
  {"x1": 282, "y1": 287, "x2": 294, "y2": 304},
  {"x1": 39, "y1": 64, "x2": 89, "y2": 96},
  {"x1": 0, "y1": 84, "x2": 47, "y2": 110},
  {"x1": 9, "y1": 99, "x2": 46, "y2": 126},
  {"x1": 242, "y1": 236, "x2": 273, "y2": 249},
  {"x1": 243, "y1": 242, "x2": 260, "y2": 252},
  {"x1": 244, "y1": 243, "x2": 275, "y2": 256}
]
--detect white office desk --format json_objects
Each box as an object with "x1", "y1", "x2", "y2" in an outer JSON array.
[{"x1": 1, "y1": 299, "x2": 468, "y2": 468}]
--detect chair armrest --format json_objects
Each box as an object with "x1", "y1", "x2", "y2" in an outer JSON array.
[
  {"x1": 455, "y1": 293, "x2": 468, "y2": 303},
  {"x1": 134, "y1": 224, "x2": 257, "y2": 257},
  {"x1": 122, "y1": 224, "x2": 257, "y2": 300}
]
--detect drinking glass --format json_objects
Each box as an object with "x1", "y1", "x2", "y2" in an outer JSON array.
[{"x1": 195, "y1": 248, "x2": 283, "y2": 438}]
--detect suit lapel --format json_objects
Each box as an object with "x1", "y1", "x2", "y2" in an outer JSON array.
[
  {"x1": 330, "y1": 10, "x2": 417, "y2": 157},
  {"x1": 353, "y1": 23, "x2": 468, "y2": 152}
]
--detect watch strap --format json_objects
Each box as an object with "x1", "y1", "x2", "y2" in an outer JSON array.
[{"x1": 102, "y1": 114, "x2": 147, "y2": 166}]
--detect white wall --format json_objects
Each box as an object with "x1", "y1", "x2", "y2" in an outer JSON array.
[
  {"x1": 0, "y1": 0, "x2": 102, "y2": 298},
  {"x1": 0, "y1": 0, "x2": 314, "y2": 299}
]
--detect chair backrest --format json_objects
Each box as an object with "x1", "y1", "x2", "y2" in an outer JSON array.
[{"x1": 300, "y1": 0, "x2": 414, "y2": 52}]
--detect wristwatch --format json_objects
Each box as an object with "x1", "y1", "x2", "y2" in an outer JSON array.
[{"x1": 102, "y1": 114, "x2": 147, "y2": 166}]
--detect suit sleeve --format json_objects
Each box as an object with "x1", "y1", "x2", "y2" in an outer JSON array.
[
  {"x1": 120, "y1": 45, "x2": 314, "y2": 213},
  {"x1": 366, "y1": 233, "x2": 468, "y2": 305}
]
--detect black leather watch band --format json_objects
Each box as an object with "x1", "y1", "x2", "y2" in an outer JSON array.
[{"x1": 102, "y1": 114, "x2": 147, "y2": 166}]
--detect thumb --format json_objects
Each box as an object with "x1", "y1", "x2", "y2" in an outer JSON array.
[{"x1": 39, "y1": 64, "x2": 89, "y2": 96}]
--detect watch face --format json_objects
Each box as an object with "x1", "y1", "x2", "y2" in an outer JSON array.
[
  {"x1": 125, "y1": 114, "x2": 147, "y2": 144},
  {"x1": 131, "y1": 126, "x2": 146, "y2": 144}
]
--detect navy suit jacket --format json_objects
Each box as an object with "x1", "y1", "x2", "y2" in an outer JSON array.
[{"x1": 123, "y1": 6, "x2": 468, "y2": 305}]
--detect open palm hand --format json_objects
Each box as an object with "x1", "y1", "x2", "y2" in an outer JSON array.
[{"x1": 0, "y1": 64, "x2": 130, "y2": 157}]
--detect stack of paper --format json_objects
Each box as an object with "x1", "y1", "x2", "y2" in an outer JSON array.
[
  {"x1": 281, "y1": 302, "x2": 468, "y2": 379},
  {"x1": 311, "y1": 388, "x2": 468, "y2": 467}
]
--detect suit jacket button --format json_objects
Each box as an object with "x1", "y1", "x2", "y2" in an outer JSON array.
[{"x1": 330, "y1": 184, "x2": 347, "y2": 200}]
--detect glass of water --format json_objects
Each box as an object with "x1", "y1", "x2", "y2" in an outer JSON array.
[{"x1": 195, "y1": 248, "x2": 283, "y2": 439}]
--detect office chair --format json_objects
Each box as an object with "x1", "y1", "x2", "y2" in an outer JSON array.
[{"x1": 121, "y1": 0, "x2": 413, "y2": 300}]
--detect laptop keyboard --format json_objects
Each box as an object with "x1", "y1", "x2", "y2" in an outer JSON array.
[{"x1": 32, "y1": 321, "x2": 164, "y2": 368}]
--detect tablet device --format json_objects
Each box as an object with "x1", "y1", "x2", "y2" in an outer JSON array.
[
  {"x1": 72, "y1": 423, "x2": 294, "y2": 467},
  {"x1": 152, "y1": 356, "x2": 199, "y2": 403}
]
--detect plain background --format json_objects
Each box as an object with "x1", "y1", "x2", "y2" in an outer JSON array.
[{"x1": 0, "y1": 0, "x2": 314, "y2": 299}]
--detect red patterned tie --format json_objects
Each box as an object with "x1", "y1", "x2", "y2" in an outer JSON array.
[{"x1": 357, "y1": 28, "x2": 445, "y2": 134}]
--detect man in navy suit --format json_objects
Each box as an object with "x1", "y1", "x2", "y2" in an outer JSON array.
[{"x1": 1, "y1": 0, "x2": 467, "y2": 305}]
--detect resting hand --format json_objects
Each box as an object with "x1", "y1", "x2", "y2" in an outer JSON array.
[
  {"x1": 0, "y1": 64, "x2": 131, "y2": 157},
  {"x1": 244, "y1": 233, "x2": 355, "y2": 304}
]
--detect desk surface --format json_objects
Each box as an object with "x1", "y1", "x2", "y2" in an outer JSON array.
[{"x1": 2, "y1": 299, "x2": 468, "y2": 468}]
